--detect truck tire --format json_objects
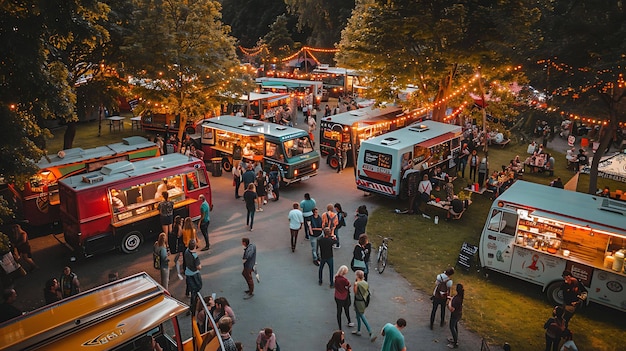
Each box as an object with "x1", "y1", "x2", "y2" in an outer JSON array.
[
  {"x1": 546, "y1": 281, "x2": 564, "y2": 305},
  {"x1": 221, "y1": 158, "x2": 232, "y2": 172},
  {"x1": 121, "y1": 231, "x2": 143, "y2": 254},
  {"x1": 328, "y1": 155, "x2": 339, "y2": 170}
]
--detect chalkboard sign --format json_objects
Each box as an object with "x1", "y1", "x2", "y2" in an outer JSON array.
[{"x1": 456, "y1": 242, "x2": 479, "y2": 271}]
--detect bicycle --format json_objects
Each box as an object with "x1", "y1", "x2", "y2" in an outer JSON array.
[{"x1": 376, "y1": 236, "x2": 392, "y2": 274}]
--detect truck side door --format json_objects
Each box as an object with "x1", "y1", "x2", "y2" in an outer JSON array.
[{"x1": 480, "y1": 208, "x2": 518, "y2": 273}]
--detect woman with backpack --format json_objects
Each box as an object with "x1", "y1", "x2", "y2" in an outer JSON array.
[
  {"x1": 352, "y1": 270, "x2": 374, "y2": 340},
  {"x1": 544, "y1": 306, "x2": 566, "y2": 351},
  {"x1": 333, "y1": 203, "x2": 347, "y2": 249},
  {"x1": 430, "y1": 267, "x2": 454, "y2": 330}
]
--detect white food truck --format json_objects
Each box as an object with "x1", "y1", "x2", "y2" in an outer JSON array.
[
  {"x1": 479, "y1": 181, "x2": 626, "y2": 312},
  {"x1": 355, "y1": 120, "x2": 462, "y2": 198}
]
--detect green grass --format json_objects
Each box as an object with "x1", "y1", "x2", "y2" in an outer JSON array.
[{"x1": 369, "y1": 141, "x2": 625, "y2": 350}]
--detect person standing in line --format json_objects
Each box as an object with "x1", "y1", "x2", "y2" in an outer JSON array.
[
  {"x1": 430, "y1": 267, "x2": 455, "y2": 330},
  {"x1": 333, "y1": 203, "x2": 347, "y2": 249},
  {"x1": 443, "y1": 176, "x2": 455, "y2": 201},
  {"x1": 351, "y1": 234, "x2": 372, "y2": 280},
  {"x1": 352, "y1": 269, "x2": 374, "y2": 339},
  {"x1": 154, "y1": 232, "x2": 170, "y2": 290},
  {"x1": 560, "y1": 270, "x2": 587, "y2": 327},
  {"x1": 268, "y1": 165, "x2": 281, "y2": 201},
  {"x1": 233, "y1": 163, "x2": 243, "y2": 199},
  {"x1": 171, "y1": 216, "x2": 185, "y2": 280},
  {"x1": 242, "y1": 164, "x2": 256, "y2": 190},
  {"x1": 256, "y1": 327, "x2": 278, "y2": 351},
  {"x1": 255, "y1": 170, "x2": 267, "y2": 211},
  {"x1": 43, "y1": 278, "x2": 62, "y2": 304},
  {"x1": 458, "y1": 143, "x2": 470, "y2": 178},
  {"x1": 321, "y1": 204, "x2": 339, "y2": 248},
  {"x1": 416, "y1": 174, "x2": 433, "y2": 218},
  {"x1": 447, "y1": 283, "x2": 464, "y2": 349},
  {"x1": 309, "y1": 208, "x2": 323, "y2": 265},
  {"x1": 242, "y1": 237, "x2": 257, "y2": 299},
  {"x1": 353, "y1": 205, "x2": 368, "y2": 240},
  {"x1": 213, "y1": 297, "x2": 237, "y2": 325},
  {"x1": 300, "y1": 193, "x2": 316, "y2": 240},
  {"x1": 198, "y1": 194, "x2": 211, "y2": 251},
  {"x1": 232, "y1": 139, "x2": 243, "y2": 171},
  {"x1": 217, "y1": 316, "x2": 238, "y2": 351},
  {"x1": 468, "y1": 149, "x2": 479, "y2": 182},
  {"x1": 335, "y1": 143, "x2": 345, "y2": 174},
  {"x1": 181, "y1": 218, "x2": 198, "y2": 295},
  {"x1": 318, "y1": 227, "x2": 338, "y2": 287},
  {"x1": 157, "y1": 191, "x2": 174, "y2": 237},
  {"x1": 477, "y1": 158, "x2": 489, "y2": 187},
  {"x1": 0, "y1": 288, "x2": 22, "y2": 323},
  {"x1": 10, "y1": 224, "x2": 37, "y2": 271},
  {"x1": 60, "y1": 266, "x2": 80, "y2": 298},
  {"x1": 308, "y1": 116, "x2": 317, "y2": 146},
  {"x1": 288, "y1": 202, "x2": 304, "y2": 252},
  {"x1": 378, "y1": 318, "x2": 407, "y2": 351},
  {"x1": 334, "y1": 265, "x2": 354, "y2": 330},
  {"x1": 183, "y1": 239, "x2": 202, "y2": 310},
  {"x1": 544, "y1": 305, "x2": 566, "y2": 351},
  {"x1": 243, "y1": 184, "x2": 258, "y2": 231}
]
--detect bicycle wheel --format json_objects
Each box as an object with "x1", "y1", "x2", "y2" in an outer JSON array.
[{"x1": 377, "y1": 247, "x2": 387, "y2": 273}]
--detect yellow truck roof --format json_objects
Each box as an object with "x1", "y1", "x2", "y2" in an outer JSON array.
[{"x1": 0, "y1": 272, "x2": 188, "y2": 351}]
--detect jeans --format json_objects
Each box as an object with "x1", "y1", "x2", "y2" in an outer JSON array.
[
  {"x1": 469, "y1": 165, "x2": 477, "y2": 182},
  {"x1": 246, "y1": 208, "x2": 255, "y2": 229},
  {"x1": 334, "y1": 228, "x2": 341, "y2": 247},
  {"x1": 234, "y1": 176, "x2": 241, "y2": 198},
  {"x1": 459, "y1": 159, "x2": 468, "y2": 178},
  {"x1": 430, "y1": 297, "x2": 447, "y2": 327},
  {"x1": 335, "y1": 297, "x2": 352, "y2": 329},
  {"x1": 242, "y1": 267, "x2": 254, "y2": 294},
  {"x1": 318, "y1": 257, "x2": 334, "y2": 285},
  {"x1": 200, "y1": 220, "x2": 210, "y2": 249},
  {"x1": 310, "y1": 235, "x2": 320, "y2": 260},
  {"x1": 545, "y1": 334, "x2": 560, "y2": 351},
  {"x1": 290, "y1": 228, "x2": 299, "y2": 250},
  {"x1": 303, "y1": 215, "x2": 312, "y2": 238},
  {"x1": 355, "y1": 310, "x2": 371, "y2": 334},
  {"x1": 449, "y1": 313, "x2": 461, "y2": 345}
]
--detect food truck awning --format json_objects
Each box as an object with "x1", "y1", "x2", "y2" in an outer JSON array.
[
  {"x1": 204, "y1": 123, "x2": 264, "y2": 137},
  {"x1": 530, "y1": 209, "x2": 625, "y2": 236},
  {"x1": 419, "y1": 132, "x2": 459, "y2": 148}
]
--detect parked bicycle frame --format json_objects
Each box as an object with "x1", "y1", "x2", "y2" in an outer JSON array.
[{"x1": 376, "y1": 236, "x2": 392, "y2": 273}]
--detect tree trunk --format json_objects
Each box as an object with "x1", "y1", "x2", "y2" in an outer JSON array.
[
  {"x1": 63, "y1": 122, "x2": 77, "y2": 150},
  {"x1": 432, "y1": 64, "x2": 457, "y2": 122},
  {"x1": 587, "y1": 111, "x2": 617, "y2": 194}
]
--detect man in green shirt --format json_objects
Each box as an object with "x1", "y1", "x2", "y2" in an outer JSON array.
[{"x1": 379, "y1": 318, "x2": 406, "y2": 351}]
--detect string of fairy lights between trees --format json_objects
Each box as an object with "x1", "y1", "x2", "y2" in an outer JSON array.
[{"x1": 239, "y1": 45, "x2": 626, "y2": 127}]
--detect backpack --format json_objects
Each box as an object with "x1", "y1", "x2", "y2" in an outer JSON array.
[
  {"x1": 365, "y1": 290, "x2": 371, "y2": 307},
  {"x1": 324, "y1": 212, "x2": 337, "y2": 233},
  {"x1": 434, "y1": 274, "x2": 449, "y2": 299},
  {"x1": 269, "y1": 171, "x2": 280, "y2": 188},
  {"x1": 336, "y1": 212, "x2": 346, "y2": 229}
]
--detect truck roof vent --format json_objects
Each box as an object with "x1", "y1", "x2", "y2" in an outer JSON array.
[
  {"x1": 275, "y1": 126, "x2": 287, "y2": 130},
  {"x1": 100, "y1": 161, "x2": 135, "y2": 175},
  {"x1": 381, "y1": 137, "x2": 400, "y2": 145},
  {"x1": 599, "y1": 198, "x2": 626, "y2": 216},
  {"x1": 408, "y1": 124, "x2": 429, "y2": 132},
  {"x1": 243, "y1": 119, "x2": 264, "y2": 127},
  {"x1": 82, "y1": 174, "x2": 104, "y2": 184}
]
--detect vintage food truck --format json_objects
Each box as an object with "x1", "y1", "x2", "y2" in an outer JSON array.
[
  {"x1": 0, "y1": 272, "x2": 224, "y2": 351},
  {"x1": 319, "y1": 106, "x2": 427, "y2": 169},
  {"x1": 256, "y1": 77, "x2": 323, "y2": 108},
  {"x1": 479, "y1": 181, "x2": 626, "y2": 312},
  {"x1": 14, "y1": 136, "x2": 160, "y2": 228},
  {"x1": 200, "y1": 116, "x2": 320, "y2": 184},
  {"x1": 355, "y1": 120, "x2": 462, "y2": 198},
  {"x1": 59, "y1": 153, "x2": 212, "y2": 256}
]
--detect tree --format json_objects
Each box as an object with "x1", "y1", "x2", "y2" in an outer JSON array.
[
  {"x1": 284, "y1": 0, "x2": 354, "y2": 46},
  {"x1": 263, "y1": 14, "x2": 295, "y2": 59},
  {"x1": 221, "y1": 0, "x2": 292, "y2": 48},
  {"x1": 125, "y1": 0, "x2": 250, "y2": 141},
  {"x1": 336, "y1": 0, "x2": 538, "y2": 124},
  {"x1": 526, "y1": 0, "x2": 626, "y2": 194}
]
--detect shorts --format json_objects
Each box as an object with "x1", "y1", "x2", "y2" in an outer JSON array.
[{"x1": 160, "y1": 215, "x2": 173, "y2": 226}]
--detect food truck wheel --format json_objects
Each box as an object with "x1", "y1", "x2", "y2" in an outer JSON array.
[
  {"x1": 328, "y1": 155, "x2": 340, "y2": 170},
  {"x1": 546, "y1": 281, "x2": 564, "y2": 305},
  {"x1": 221, "y1": 158, "x2": 232, "y2": 172},
  {"x1": 121, "y1": 231, "x2": 144, "y2": 253}
]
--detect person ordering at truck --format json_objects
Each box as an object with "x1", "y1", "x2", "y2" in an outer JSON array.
[{"x1": 560, "y1": 271, "x2": 587, "y2": 327}]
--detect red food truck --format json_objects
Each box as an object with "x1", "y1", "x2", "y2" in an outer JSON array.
[
  {"x1": 9, "y1": 136, "x2": 160, "y2": 229},
  {"x1": 58, "y1": 153, "x2": 212, "y2": 257}
]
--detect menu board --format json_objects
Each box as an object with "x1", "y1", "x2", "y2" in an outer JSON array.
[
  {"x1": 457, "y1": 242, "x2": 479, "y2": 271},
  {"x1": 364, "y1": 150, "x2": 392, "y2": 169}
]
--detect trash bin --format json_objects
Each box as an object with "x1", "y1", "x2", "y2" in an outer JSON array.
[{"x1": 211, "y1": 157, "x2": 222, "y2": 177}]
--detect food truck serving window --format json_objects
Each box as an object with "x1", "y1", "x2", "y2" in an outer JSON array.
[
  {"x1": 284, "y1": 136, "x2": 313, "y2": 158},
  {"x1": 109, "y1": 175, "x2": 186, "y2": 221},
  {"x1": 487, "y1": 209, "x2": 518, "y2": 236}
]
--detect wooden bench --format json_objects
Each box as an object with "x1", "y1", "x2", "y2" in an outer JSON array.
[{"x1": 426, "y1": 200, "x2": 470, "y2": 220}]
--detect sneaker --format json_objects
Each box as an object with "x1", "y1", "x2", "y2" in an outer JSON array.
[
  {"x1": 334, "y1": 244, "x2": 341, "y2": 249},
  {"x1": 447, "y1": 338, "x2": 455, "y2": 343},
  {"x1": 249, "y1": 228, "x2": 253, "y2": 231},
  {"x1": 422, "y1": 213, "x2": 431, "y2": 219},
  {"x1": 351, "y1": 331, "x2": 361, "y2": 336},
  {"x1": 177, "y1": 274, "x2": 184, "y2": 281},
  {"x1": 201, "y1": 246, "x2": 209, "y2": 251},
  {"x1": 348, "y1": 322, "x2": 355, "y2": 327},
  {"x1": 259, "y1": 208, "x2": 264, "y2": 212},
  {"x1": 318, "y1": 281, "x2": 323, "y2": 286},
  {"x1": 313, "y1": 260, "x2": 320, "y2": 266},
  {"x1": 370, "y1": 334, "x2": 377, "y2": 342},
  {"x1": 447, "y1": 343, "x2": 458, "y2": 349},
  {"x1": 243, "y1": 293, "x2": 254, "y2": 300},
  {"x1": 304, "y1": 237, "x2": 310, "y2": 241},
  {"x1": 256, "y1": 208, "x2": 260, "y2": 212},
  {"x1": 263, "y1": 200, "x2": 267, "y2": 204}
]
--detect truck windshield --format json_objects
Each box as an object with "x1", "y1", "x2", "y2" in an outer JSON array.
[{"x1": 283, "y1": 136, "x2": 314, "y2": 158}]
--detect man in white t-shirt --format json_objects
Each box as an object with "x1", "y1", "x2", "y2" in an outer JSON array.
[{"x1": 288, "y1": 202, "x2": 304, "y2": 253}]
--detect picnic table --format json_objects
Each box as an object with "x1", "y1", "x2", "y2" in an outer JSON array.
[
  {"x1": 426, "y1": 199, "x2": 471, "y2": 220},
  {"x1": 106, "y1": 116, "x2": 125, "y2": 132}
]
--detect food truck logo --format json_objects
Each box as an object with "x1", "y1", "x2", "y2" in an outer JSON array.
[
  {"x1": 523, "y1": 254, "x2": 545, "y2": 273},
  {"x1": 83, "y1": 323, "x2": 127, "y2": 346},
  {"x1": 36, "y1": 192, "x2": 50, "y2": 213}
]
